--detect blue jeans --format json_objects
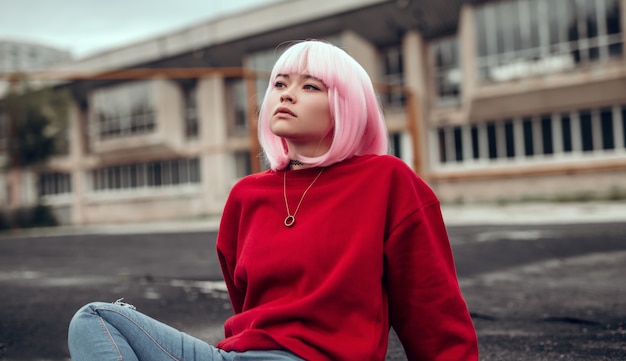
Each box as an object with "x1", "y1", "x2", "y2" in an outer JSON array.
[{"x1": 68, "y1": 301, "x2": 304, "y2": 361}]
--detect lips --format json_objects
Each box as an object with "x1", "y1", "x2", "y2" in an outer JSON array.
[{"x1": 274, "y1": 107, "x2": 296, "y2": 117}]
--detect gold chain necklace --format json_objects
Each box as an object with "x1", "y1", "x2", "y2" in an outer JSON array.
[{"x1": 283, "y1": 168, "x2": 325, "y2": 227}]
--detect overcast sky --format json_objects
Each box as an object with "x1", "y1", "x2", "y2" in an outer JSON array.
[{"x1": 0, "y1": 0, "x2": 275, "y2": 59}]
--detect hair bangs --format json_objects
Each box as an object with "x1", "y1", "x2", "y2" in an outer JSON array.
[{"x1": 271, "y1": 41, "x2": 340, "y2": 90}]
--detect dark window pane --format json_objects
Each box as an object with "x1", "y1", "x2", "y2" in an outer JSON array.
[
  {"x1": 148, "y1": 162, "x2": 162, "y2": 186},
  {"x1": 609, "y1": 43, "x2": 623, "y2": 57},
  {"x1": 548, "y1": 0, "x2": 563, "y2": 45},
  {"x1": 580, "y1": 111, "x2": 594, "y2": 152},
  {"x1": 114, "y1": 167, "x2": 121, "y2": 189},
  {"x1": 433, "y1": 37, "x2": 461, "y2": 102},
  {"x1": 390, "y1": 133, "x2": 400, "y2": 158},
  {"x1": 504, "y1": 120, "x2": 515, "y2": 158},
  {"x1": 527, "y1": 0, "x2": 541, "y2": 54},
  {"x1": 495, "y1": 3, "x2": 509, "y2": 54},
  {"x1": 585, "y1": 0, "x2": 598, "y2": 38},
  {"x1": 561, "y1": 114, "x2": 573, "y2": 152},
  {"x1": 523, "y1": 118, "x2": 534, "y2": 156},
  {"x1": 471, "y1": 125, "x2": 480, "y2": 159},
  {"x1": 129, "y1": 165, "x2": 138, "y2": 188},
  {"x1": 541, "y1": 115, "x2": 554, "y2": 154},
  {"x1": 171, "y1": 161, "x2": 180, "y2": 184},
  {"x1": 606, "y1": 0, "x2": 622, "y2": 57},
  {"x1": 487, "y1": 122, "x2": 498, "y2": 159},
  {"x1": 600, "y1": 108, "x2": 614, "y2": 150},
  {"x1": 475, "y1": 7, "x2": 489, "y2": 57},
  {"x1": 606, "y1": 0, "x2": 621, "y2": 34},
  {"x1": 190, "y1": 158, "x2": 201, "y2": 182},
  {"x1": 567, "y1": 0, "x2": 581, "y2": 62},
  {"x1": 587, "y1": 0, "x2": 600, "y2": 59},
  {"x1": 623, "y1": 106, "x2": 626, "y2": 148},
  {"x1": 438, "y1": 129, "x2": 447, "y2": 163},
  {"x1": 453, "y1": 127, "x2": 463, "y2": 162}
]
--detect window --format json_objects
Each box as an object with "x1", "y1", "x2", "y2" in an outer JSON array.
[
  {"x1": 622, "y1": 106, "x2": 626, "y2": 148},
  {"x1": 471, "y1": 125, "x2": 480, "y2": 159},
  {"x1": 561, "y1": 113, "x2": 573, "y2": 152},
  {"x1": 606, "y1": 0, "x2": 622, "y2": 56},
  {"x1": 580, "y1": 110, "x2": 594, "y2": 152},
  {"x1": 453, "y1": 127, "x2": 463, "y2": 162},
  {"x1": 504, "y1": 120, "x2": 516, "y2": 158},
  {"x1": 475, "y1": 0, "x2": 623, "y2": 82},
  {"x1": 389, "y1": 133, "x2": 402, "y2": 158},
  {"x1": 437, "y1": 128, "x2": 447, "y2": 163},
  {"x1": 600, "y1": 108, "x2": 614, "y2": 150},
  {"x1": 380, "y1": 46, "x2": 405, "y2": 108},
  {"x1": 91, "y1": 81, "x2": 156, "y2": 140},
  {"x1": 523, "y1": 117, "x2": 534, "y2": 157},
  {"x1": 225, "y1": 78, "x2": 248, "y2": 137},
  {"x1": 183, "y1": 84, "x2": 199, "y2": 139},
  {"x1": 39, "y1": 172, "x2": 71, "y2": 196},
  {"x1": 234, "y1": 151, "x2": 252, "y2": 179},
  {"x1": 487, "y1": 122, "x2": 498, "y2": 159},
  {"x1": 91, "y1": 158, "x2": 200, "y2": 192},
  {"x1": 434, "y1": 104, "x2": 626, "y2": 168},
  {"x1": 541, "y1": 115, "x2": 554, "y2": 155},
  {"x1": 431, "y1": 37, "x2": 462, "y2": 106}
]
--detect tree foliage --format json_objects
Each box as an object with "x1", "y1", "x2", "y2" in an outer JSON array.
[{"x1": 3, "y1": 79, "x2": 71, "y2": 168}]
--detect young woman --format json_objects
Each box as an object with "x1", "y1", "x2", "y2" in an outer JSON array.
[{"x1": 68, "y1": 40, "x2": 478, "y2": 361}]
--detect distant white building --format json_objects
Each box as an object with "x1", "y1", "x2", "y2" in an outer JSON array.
[{"x1": 0, "y1": 39, "x2": 72, "y2": 72}]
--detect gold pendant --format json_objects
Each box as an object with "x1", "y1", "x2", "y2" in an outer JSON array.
[{"x1": 284, "y1": 215, "x2": 295, "y2": 227}]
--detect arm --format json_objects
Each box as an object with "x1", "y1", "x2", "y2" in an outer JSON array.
[
  {"x1": 216, "y1": 195, "x2": 246, "y2": 315},
  {"x1": 384, "y1": 201, "x2": 478, "y2": 361}
]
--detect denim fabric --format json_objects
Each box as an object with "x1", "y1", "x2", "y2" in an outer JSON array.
[{"x1": 68, "y1": 302, "x2": 304, "y2": 361}]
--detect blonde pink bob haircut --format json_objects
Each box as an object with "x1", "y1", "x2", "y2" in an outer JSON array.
[{"x1": 258, "y1": 40, "x2": 389, "y2": 170}]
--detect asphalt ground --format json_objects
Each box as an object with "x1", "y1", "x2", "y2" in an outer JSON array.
[{"x1": 1, "y1": 215, "x2": 625, "y2": 360}]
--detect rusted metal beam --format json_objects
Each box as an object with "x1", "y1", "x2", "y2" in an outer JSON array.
[{"x1": 0, "y1": 67, "x2": 254, "y2": 81}]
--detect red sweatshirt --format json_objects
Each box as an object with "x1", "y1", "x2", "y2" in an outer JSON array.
[{"x1": 216, "y1": 155, "x2": 478, "y2": 360}]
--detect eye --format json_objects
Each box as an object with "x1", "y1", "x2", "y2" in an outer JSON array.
[
  {"x1": 274, "y1": 81, "x2": 286, "y2": 88},
  {"x1": 303, "y1": 84, "x2": 321, "y2": 91}
]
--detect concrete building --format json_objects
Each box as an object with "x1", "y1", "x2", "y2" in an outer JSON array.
[
  {"x1": 1, "y1": 0, "x2": 625, "y2": 225},
  {"x1": 0, "y1": 39, "x2": 72, "y2": 73}
]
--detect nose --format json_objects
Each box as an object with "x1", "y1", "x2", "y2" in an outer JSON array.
[{"x1": 280, "y1": 89, "x2": 294, "y2": 103}]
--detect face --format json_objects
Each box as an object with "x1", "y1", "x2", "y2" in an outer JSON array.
[{"x1": 268, "y1": 72, "x2": 333, "y2": 157}]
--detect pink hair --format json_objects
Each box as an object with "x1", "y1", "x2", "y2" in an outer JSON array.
[{"x1": 258, "y1": 40, "x2": 389, "y2": 170}]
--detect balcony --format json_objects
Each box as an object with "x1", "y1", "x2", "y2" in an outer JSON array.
[
  {"x1": 89, "y1": 79, "x2": 186, "y2": 160},
  {"x1": 469, "y1": 56, "x2": 626, "y2": 121}
]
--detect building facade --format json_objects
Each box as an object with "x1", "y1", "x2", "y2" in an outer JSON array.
[
  {"x1": 0, "y1": 39, "x2": 72, "y2": 73},
  {"x1": 1, "y1": 0, "x2": 625, "y2": 225}
]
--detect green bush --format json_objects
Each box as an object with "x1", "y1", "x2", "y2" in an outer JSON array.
[
  {"x1": 0, "y1": 204, "x2": 57, "y2": 230},
  {"x1": 0, "y1": 211, "x2": 10, "y2": 231}
]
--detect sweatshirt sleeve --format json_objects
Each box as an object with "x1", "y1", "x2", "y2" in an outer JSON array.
[
  {"x1": 216, "y1": 190, "x2": 246, "y2": 315},
  {"x1": 384, "y1": 198, "x2": 479, "y2": 360}
]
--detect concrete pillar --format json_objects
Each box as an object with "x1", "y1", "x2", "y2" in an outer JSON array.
[
  {"x1": 341, "y1": 30, "x2": 379, "y2": 81},
  {"x1": 402, "y1": 30, "x2": 429, "y2": 177},
  {"x1": 156, "y1": 79, "x2": 184, "y2": 148},
  {"x1": 68, "y1": 102, "x2": 87, "y2": 225},
  {"x1": 197, "y1": 76, "x2": 230, "y2": 215},
  {"x1": 459, "y1": 4, "x2": 477, "y2": 111}
]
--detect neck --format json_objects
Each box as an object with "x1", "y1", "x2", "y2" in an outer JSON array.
[{"x1": 285, "y1": 137, "x2": 332, "y2": 160}]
